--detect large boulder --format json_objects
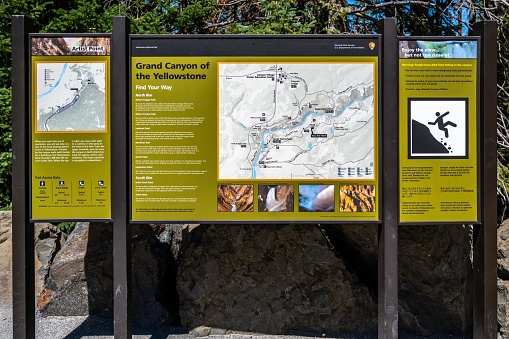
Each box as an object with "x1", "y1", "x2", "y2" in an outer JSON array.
[
  {"x1": 324, "y1": 224, "x2": 472, "y2": 336},
  {"x1": 178, "y1": 223, "x2": 471, "y2": 336},
  {"x1": 38, "y1": 222, "x2": 104, "y2": 316},
  {"x1": 177, "y1": 224, "x2": 377, "y2": 335},
  {"x1": 38, "y1": 222, "x2": 184, "y2": 328},
  {"x1": 398, "y1": 225, "x2": 472, "y2": 336}
]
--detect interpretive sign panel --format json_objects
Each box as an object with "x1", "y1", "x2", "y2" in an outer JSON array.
[
  {"x1": 131, "y1": 36, "x2": 380, "y2": 222},
  {"x1": 30, "y1": 36, "x2": 111, "y2": 220},
  {"x1": 398, "y1": 38, "x2": 479, "y2": 223}
]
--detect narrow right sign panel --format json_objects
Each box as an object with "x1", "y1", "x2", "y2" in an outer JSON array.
[{"x1": 399, "y1": 39, "x2": 479, "y2": 223}]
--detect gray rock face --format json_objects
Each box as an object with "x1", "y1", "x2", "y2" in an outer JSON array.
[
  {"x1": 0, "y1": 211, "x2": 12, "y2": 306},
  {"x1": 177, "y1": 224, "x2": 377, "y2": 335},
  {"x1": 131, "y1": 223, "x2": 184, "y2": 327},
  {"x1": 398, "y1": 225, "x2": 472, "y2": 336},
  {"x1": 38, "y1": 222, "x2": 95, "y2": 315},
  {"x1": 35, "y1": 223, "x2": 67, "y2": 297},
  {"x1": 498, "y1": 280, "x2": 509, "y2": 339},
  {"x1": 498, "y1": 219, "x2": 509, "y2": 338},
  {"x1": 0, "y1": 210, "x2": 495, "y2": 337},
  {"x1": 178, "y1": 223, "x2": 472, "y2": 336},
  {"x1": 38, "y1": 222, "x2": 182, "y2": 328},
  {"x1": 0, "y1": 211, "x2": 66, "y2": 306},
  {"x1": 325, "y1": 224, "x2": 472, "y2": 336}
]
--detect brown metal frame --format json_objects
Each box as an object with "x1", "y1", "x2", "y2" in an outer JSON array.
[
  {"x1": 11, "y1": 15, "x2": 35, "y2": 339},
  {"x1": 112, "y1": 16, "x2": 132, "y2": 339},
  {"x1": 378, "y1": 18, "x2": 399, "y2": 339},
  {"x1": 472, "y1": 21, "x2": 498, "y2": 339}
]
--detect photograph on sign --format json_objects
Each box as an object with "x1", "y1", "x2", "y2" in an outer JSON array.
[
  {"x1": 339, "y1": 184, "x2": 376, "y2": 212},
  {"x1": 298, "y1": 184, "x2": 335, "y2": 212},
  {"x1": 257, "y1": 185, "x2": 294, "y2": 212},
  {"x1": 217, "y1": 185, "x2": 254, "y2": 212},
  {"x1": 408, "y1": 98, "x2": 467, "y2": 158}
]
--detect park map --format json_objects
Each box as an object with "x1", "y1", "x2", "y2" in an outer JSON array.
[{"x1": 218, "y1": 62, "x2": 376, "y2": 180}]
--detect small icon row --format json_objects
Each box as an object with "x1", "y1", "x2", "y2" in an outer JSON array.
[{"x1": 39, "y1": 180, "x2": 105, "y2": 187}]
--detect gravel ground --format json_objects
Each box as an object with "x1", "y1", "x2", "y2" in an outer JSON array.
[
  {"x1": 0, "y1": 306, "x2": 378, "y2": 339},
  {"x1": 0, "y1": 306, "x2": 471, "y2": 339}
]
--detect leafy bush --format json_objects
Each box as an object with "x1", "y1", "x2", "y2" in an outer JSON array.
[{"x1": 57, "y1": 221, "x2": 76, "y2": 235}]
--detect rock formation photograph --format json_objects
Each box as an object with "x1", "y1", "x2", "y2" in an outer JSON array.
[
  {"x1": 340, "y1": 184, "x2": 376, "y2": 212},
  {"x1": 217, "y1": 185, "x2": 254, "y2": 212}
]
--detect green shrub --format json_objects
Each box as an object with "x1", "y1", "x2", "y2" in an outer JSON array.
[{"x1": 57, "y1": 221, "x2": 76, "y2": 235}]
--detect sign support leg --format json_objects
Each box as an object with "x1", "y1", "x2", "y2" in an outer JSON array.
[
  {"x1": 112, "y1": 16, "x2": 131, "y2": 339},
  {"x1": 377, "y1": 17, "x2": 399, "y2": 339},
  {"x1": 472, "y1": 20, "x2": 498, "y2": 339},
  {"x1": 11, "y1": 15, "x2": 35, "y2": 339}
]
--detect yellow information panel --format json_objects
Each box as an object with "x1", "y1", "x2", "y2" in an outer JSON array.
[
  {"x1": 131, "y1": 37, "x2": 380, "y2": 222},
  {"x1": 399, "y1": 39, "x2": 479, "y2": 223},
  {"x1": 30, "y1": 36, "x2": 111, "y2": 220}
]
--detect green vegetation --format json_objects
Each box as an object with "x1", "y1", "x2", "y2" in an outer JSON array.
[
  {"x1": 1, "y1": 1, "x2": 508, "y2": 222},
  {"x1": 56, "y1": 221, "x2": 76, "y2": 235}
]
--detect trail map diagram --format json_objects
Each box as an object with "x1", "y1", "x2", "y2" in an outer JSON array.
[
  {"x1": 36, "y1": 62, "x2": 106, "y2": 132},
  {"x1": 218, "y1": 63, "x2": 376, "y2": 180}
]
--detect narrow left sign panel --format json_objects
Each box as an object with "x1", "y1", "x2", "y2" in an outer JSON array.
[{"x1": 30, "y1": 36, "x2": 111, "y2": 220}]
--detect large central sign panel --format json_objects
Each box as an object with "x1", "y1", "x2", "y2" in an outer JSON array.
[{"x1": 131, "y1": 36, "x2": 380, "y2": 222}]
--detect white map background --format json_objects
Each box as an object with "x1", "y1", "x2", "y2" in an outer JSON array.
[
  {"x1": 36, "y1": 62, "x2": 106, "y2": 132},
  {"x1": 218, "y1": 63, "x2": 376, "y2": 180}
]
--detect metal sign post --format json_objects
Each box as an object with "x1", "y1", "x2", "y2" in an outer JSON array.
[
  {"x1": 111, "y1": 16, "x2": 132, "y2": 339},
  {"x1": 473, "y1": 20, "x2": 498, "y2": 339},
  {"x1": 378, "y1": 18, "x2": 399, "y2": 339},
  {"x1": 11, "y1": 15, "x2": 35, "y2": 339}
]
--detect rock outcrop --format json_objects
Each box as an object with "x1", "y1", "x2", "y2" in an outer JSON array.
[
  {"x1": 498, "y1": 219, "x2": 509, "y2": 338},
  {"x1": 0, "y1": 210, "x2": 499, "y2": 337},
  {"x1": 0, "y1": 211, "x2": 12, "y2": 305},
  {"x1": 35, "y1": 223, "x2": 67, "y2": 296},
  {"x1": 177, "y1": 223, "x2": 472, "y2": 336},
  {"x1": 177, "y1": 224, "x2": 377, "y2": 335},
  {"x1": 0, "y1": 211, "x2": 66, "y2": 306},
  {"x1": 323, "y1": 224, "x2": 472, "y2": 336},
  {"x1": 38, "y1": 222, "x2": 184, "y2": 328},
  {"x1": 398, "y1": 225, "x2": 472, "y2": 335}
]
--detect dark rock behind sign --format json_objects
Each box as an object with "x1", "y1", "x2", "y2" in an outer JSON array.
[
  {"x1": 323, "y1": 224, "x2": 472, "y2": 336},
  {"x1": 0, "y1": 211, "x2": 66, "y2": 306},
  {"x1": 0, "y1": 211, "x2": 498, "y2": 336},
  {"x1": 37, "y1": 222, "x2": 183, "y2": 328},
  {"x1": 177, "y1": 224, "x2": 472, "y2": 336},
  {"x1": 398, "y1": 225, "x2": 472, "y2": 335},
  {"x1": 177, "y1": 224, "x2": 378, "y2": 334}
]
